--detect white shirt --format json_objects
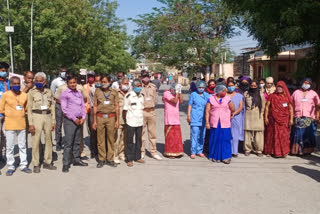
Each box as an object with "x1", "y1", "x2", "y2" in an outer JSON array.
[
  {"x1": 50, "y1": 77, "x2": 65, "y2": 96},
  {"x1": 123, "y1": 91, "x2": 144, "y2": 127}
]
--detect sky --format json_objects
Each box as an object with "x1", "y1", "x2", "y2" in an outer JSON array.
[{"x1": 116, "y1": 0, "x2": 258, "y2": 55}]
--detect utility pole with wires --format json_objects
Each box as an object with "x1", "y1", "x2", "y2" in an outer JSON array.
[
  {"x1": 30, "y1": 1, "x2": 34, "y2": 71},
  {"x1": 5, "y1": 0, "x2": 14, "y2": 73}
]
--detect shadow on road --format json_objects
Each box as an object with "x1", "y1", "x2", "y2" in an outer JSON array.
[{"x1": 292, "y1": 165, "x2": 320, "y2": 182}]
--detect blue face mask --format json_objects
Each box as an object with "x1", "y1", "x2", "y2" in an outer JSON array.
[
  {"x1": 95, "y1": 83, "x2": 102, "y2": 88},
  {"x1": 197, "y1": 88, "x2": 204, "y2": 93},
  {"x1": 12, "y1": 85, "x2": 21, "y2": 92},
  {"x1": 35, "y1": 82, "x2": 44, "y2": 89},
  {"x1": 227, "y1": 86, "x2": 235, "y2": 92},
  {"x1": 0, "y1": 72, "x2": 8, "y2": 78},
  {"x1": 60, "y1": 72, "x2": 66, "y2": 79},
  {"x1": 133, "y1": 86, "x2": 142, "y2": 93}
]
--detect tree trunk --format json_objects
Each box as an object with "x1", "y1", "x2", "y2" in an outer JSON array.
[{"x1": 211, "y1": 50, "x2": 216, "y2": 79}]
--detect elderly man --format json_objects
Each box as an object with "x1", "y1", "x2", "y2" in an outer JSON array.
[
  {"x1": 114, "y1": 77, "x2": 130, "y2": 164},
  {"x1": 92, "y1": 75, "x2": 119, "y2": 168},
  {"x1": 28, "y1": 72, "x2": 56, "y2": 173},
  {"x1": 21, "y1": 71, "x2": 34, "y2": 93},
  {"x1": 123, "y1": 79, "x2": 145, "y2": 167},
  {"x1": 140, "y1": 70, "x2": 162, "y2": 160},
  {"x1": 0, "y1": 62, "x2": 10, "y2": 163},
  {"x1": 0, "y1": 76, "x2": 31, "y2": 176}
]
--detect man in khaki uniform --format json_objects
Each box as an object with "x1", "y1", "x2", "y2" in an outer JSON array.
[
  {"x1": 114, "y1": 77, "x2": 130, "y2": 164},
  {"x1": 28, "y1": 72, "x2": 56, "y2": 173},
  {"x1": 141, "y1": 70, "x2": 162, "y2": 160},
  {"x1": 92, "y1": 75, "x2": 119, "y2": 168}
]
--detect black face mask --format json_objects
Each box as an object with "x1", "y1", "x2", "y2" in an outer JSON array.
[
  {"x1": 249, "y1": 87, "x2": 259, "y2": 93},
  {"x1": 239, "y1": 82, "x2": 250, "y2": 92}
]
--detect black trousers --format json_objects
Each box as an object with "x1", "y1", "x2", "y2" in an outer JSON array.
[
  {"x1": 55, "y1": 103, "x2": 64, "y2": 146},
  {"x1": 126, "y1": 125, "x2": 142, "y2": 162},
  {"x1": 63, "y1": 117, "x2": 81, "y2": 166},
  {"x1": 87, "y1": 110, "x2": 97, "y2": 156}
]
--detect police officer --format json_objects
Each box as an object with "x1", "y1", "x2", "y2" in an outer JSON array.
[
  {"x1": 28, "y1": 72, "x2": 56, "y2": 173},
  {"x1": 92, "y1": 75, "x2": 119, "y2": 168},
  {"x1": 114, "y1": 77, "x2": 130, "y2": 164},
  {"x1": 140, "y1": 70, "x2": 162, "y2": 160}
]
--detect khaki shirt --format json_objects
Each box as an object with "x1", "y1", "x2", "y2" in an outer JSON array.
[
  {"x1": 94, "y1": 88, "x2": 119, "y2": 114},
  {"x1": 123, "y1": 91, "x2": 144, "y2": 127},
  {"x1": 141, "y1": 83, "x2": 157, "y2": 108},
  {"x1": 55, "y1": 84, "x2": 87, "y2": 100},
  {"x1": 117, "y1": 89, "x2": 127, "y2": 125},
  {"x1": 27, "y1": 88, "x2": 55, "y2": 126}
]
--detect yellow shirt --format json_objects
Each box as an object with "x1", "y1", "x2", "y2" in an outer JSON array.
[{"x1": 0, "y1": 91, "x2": 28, "y2": 130}]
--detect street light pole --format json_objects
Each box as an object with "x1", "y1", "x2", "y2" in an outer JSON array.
[
  {"x1": 6, "y1": 0, "x2": 14, "y2": 73},
  {"x1": 30, "y1": 1, "x2": 34, "y2": 71}
]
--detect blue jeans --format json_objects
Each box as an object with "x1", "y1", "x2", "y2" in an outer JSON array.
[{"x1": 190, "y1": 125, "x2": 206, "y2": 155}]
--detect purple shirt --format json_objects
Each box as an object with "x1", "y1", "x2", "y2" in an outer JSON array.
[{"x1": 60, "y1": 88, "x2": 86, "y2": 122}]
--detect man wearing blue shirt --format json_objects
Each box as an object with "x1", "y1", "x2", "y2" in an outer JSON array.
[
  {"x1": 187, "y1": 80, "x2": 210, "y2": 159},
  {"x1": 0, "y1": 62, "x2": 10, "y2": 164}
]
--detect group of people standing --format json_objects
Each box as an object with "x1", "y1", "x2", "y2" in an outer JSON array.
[{"x1": 188, "y1": 76, "x2": 319, "y2": 164}]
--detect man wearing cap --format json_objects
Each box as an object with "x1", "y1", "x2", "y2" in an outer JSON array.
[
  {"x1": 28, "y1": 72, "x2": 56, "y2": 173},
  {"x1": 51, "y1": 68, "x2": 67, "y2": 151},
  {"x1": 92, "y1": 75, "x2": 119, "y2": 168},
  {"x1": 114, "y1": 77, "x2": 130, "y2": 164},
  {"x1": 140, "y1": 70, "x2": 162, "y2": 160},
  {"x1": 0, "y1": 62, "x2": 10, "y2": 163}
]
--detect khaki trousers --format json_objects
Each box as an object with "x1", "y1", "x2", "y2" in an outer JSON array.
[
  {"x1": 141, "y1": 110, "x2": 157, "y2": 156},
  {"x1": 31, "y1": 113, "x2": 53, "y2": 166},
  {"x1": 97, "y1": 116, "x2": 115, "y2": 161},
  {"x1": 244, "y1": 130, "x2": 264, "y2": 153},
  {"x1": 114, "y1": 124, "x2": 126, "y2": 161}
]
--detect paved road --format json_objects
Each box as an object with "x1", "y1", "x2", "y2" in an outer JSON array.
[{"x1": 0, "y1": 85, "x2": 319, "y2": 214}]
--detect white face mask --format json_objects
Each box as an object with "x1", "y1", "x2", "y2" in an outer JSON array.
[
  {"x1": 302, "y1": 84, "x2": 311, "y2": 90},
  {"x1": 121, "y1": 85, "x2": 129, "y2": 91}
]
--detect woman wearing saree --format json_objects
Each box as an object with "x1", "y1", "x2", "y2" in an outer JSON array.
[
  {"x1": 162, "y1": 82, "x2": 184, "y2": 158},
  {"x1": 291, "y1": 78, "x2": 320, "y2": 155},
  {"x1": 264, "y1": 81, "x2": 293, "y2": 157}
]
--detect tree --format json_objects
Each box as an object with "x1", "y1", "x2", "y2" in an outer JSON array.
[
  {"x1": 132, "y1": 0, "x2": 238, "y2": 77},
  {"x1": 225, "y1": 0, "x2": 320, "y2": 84},
  {"x1": 0, "y1": 0, "x2": 136, "y2": 74}
]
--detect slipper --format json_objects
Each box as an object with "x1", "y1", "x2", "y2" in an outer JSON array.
[
  {"x1": 197, "y1": 153, "x2": 205, "y2": 157},
  {"x1": 190, "y1": 154, "x2": 196, "y2": 159},
  {"x1": 6, "y1": 169, "x2": 15, "y2": 176},
  {"x1": 21, "y1": 168, "x2": 32, "y2": 174}
]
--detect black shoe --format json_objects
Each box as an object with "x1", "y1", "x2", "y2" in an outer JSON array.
[
  {"x1": 80, "y1": 156, "x2": 89, "y2": 161},
  {"x1": 33, "y1": 166, "x2": 41, "y2": 173},
  {"x1": 56, "y1": 144, "x2": 62, "y2": 151},
  {"x1": 97, "y1": 161, "x2": 105, "y2": 168},
  {"x1": 43, "y1": 163, "x2": 57, "y2": 170},
  {"x1": 73, "y1": 160, "x2": 88, "y2": 166},
  {"x1": 105, "y1": 160, "x2": 117, "y2": 168},
  {"x1": 62, "y1": 165, "x2": 69, "y2": 173}
]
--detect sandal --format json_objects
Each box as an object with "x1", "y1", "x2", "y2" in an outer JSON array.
[
  {"x1": 6, "y1": 169, "x2": 15, "y2": 176},
  {"x1": 222, "y1": 159, "x2": 231, "y2": 164},
  {"x1": 21, "y1": 168, "x2": 32, "y2": 174},
  {"x1": 190, "y1": 154, "x2": 196, "y2": 159},
  {"x1": 197, "y1": 153, "x2": 205, "y2": 157}
]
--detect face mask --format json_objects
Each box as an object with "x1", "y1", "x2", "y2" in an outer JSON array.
[
  {"x1": 133, "y1": 86, "x2": 142, "y2": 93},
  {"x1": 142, "y1": 77, "x2": 150, "y2": 83},
  {"x1": 121, "y1": 85, "x2": 129, "y2": 92},
  {"x1": 60, "y1": 72, "x2": 66, "y2": 79},
  {"x1": 219, "y1": 91, "x2": 226, "y2": 97},
  {"x1": 197, "y1": 88, "x2": 204, "y2": 93},
  {"x1": 302, "y1": 83, "x2": 311, "y2": 90},
  {"x1": 239, "y1": 82, "x2": 250, "y2": 92},
  {"x1": 88, "y1": 77, "x2": 95, "y2": 84},
  {"x1": 0, "y1": 72, "x2": 8, "y2": 78},
  {"x1": 276, "y1": 87, "x2": 283, "y2": 93},
  {"x1": 259, "y1": 84, "x2": 265, "y2": 88},
  {"x1": 35, "y1": 82, "x2": 44, "y2": 89},
  {"x1": 227, "y1": 86, "x2": 235, "y2": 92},
  {"x1": 209, "y1": 85, "x2": 216, "y2": 90},
  {"x1": 95, "y1": 83, "x2": 101, "y2": 88},
  {"x1": 12, "y1": 85, "x2": 21, "y2": 92},
  {"x1": 102, "y1": 83, "x2": 110, "y2": 89}
]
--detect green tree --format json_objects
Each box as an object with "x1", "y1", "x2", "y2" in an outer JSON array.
[
  {"x1": 0, "y1": 0, "x2": 136, "y2": 74},
  {"x1": 225, "y1": 0, "x2": 320, "y2": 83},
  {"x1": 131, "y1": 0, "x2": 238, "y2": 77}
]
